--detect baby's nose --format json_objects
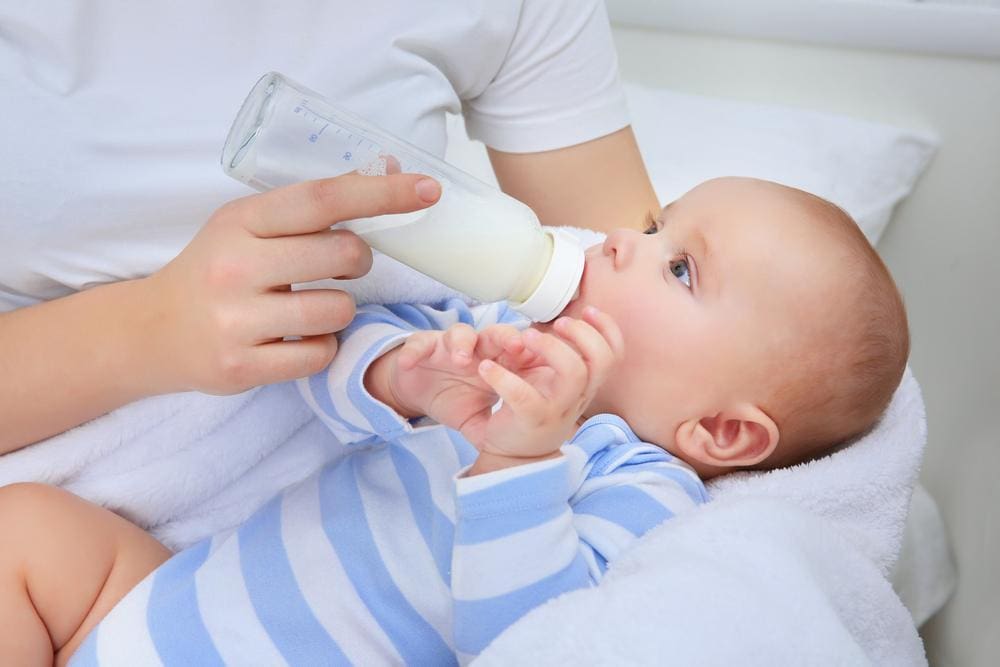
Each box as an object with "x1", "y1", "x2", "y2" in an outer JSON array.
[{"x1": 603, "y1": 229, "x2": 636, "y2": 269}]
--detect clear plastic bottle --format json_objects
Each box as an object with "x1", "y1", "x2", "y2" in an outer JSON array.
[{"x1": 221, "y1": 72, "x2": 584, "y2": 322}]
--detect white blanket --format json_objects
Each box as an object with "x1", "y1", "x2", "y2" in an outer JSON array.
[
  {"x1": 481, "y1": 367, "x2": 928, "y2": 666},
  {"x1": 0, "y1": 229, "x2": 927, "y2": 664}
]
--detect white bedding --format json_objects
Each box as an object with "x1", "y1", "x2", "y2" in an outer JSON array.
[{"x1": 1, "y1": 228, "x2": 930, "y2": 664}]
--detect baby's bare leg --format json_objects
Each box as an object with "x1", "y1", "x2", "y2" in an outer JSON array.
[{"x1": 0, "y1": 483, "x2": 171, "y2": 666}]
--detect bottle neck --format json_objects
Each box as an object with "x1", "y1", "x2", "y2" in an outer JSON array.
[{"x1": 509, "y1": 228, "x2": 585, "y2": 322}]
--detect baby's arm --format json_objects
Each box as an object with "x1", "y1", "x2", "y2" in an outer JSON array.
[
  {"x1": 0, "y1": 483, "x2": 171, "y2": 665},
  {"x1": 450, "y1": 455, "x2": 585, "y2": 661},
  {"x1": 450, "y1": 441, "x2": 708, "y2": 660},
  {"x1": 297, "y1": 300, "x2": 522, "y2": 444},
  {"x1": 443, "y1": 308, "x2": 707, "y2": 659}
]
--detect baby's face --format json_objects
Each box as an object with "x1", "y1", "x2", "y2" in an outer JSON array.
[{"x1": 552, "y1": 177, "x2": 839, "y2": 455}]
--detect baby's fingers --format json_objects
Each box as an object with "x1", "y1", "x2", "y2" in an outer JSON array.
[
  {"x1": 443, "y1": 323, "x2": 477, "y2": 366},
  {"x1": 581, "y1": 306, "x2": 625, "y2": 361},
  {"x1": 521, "y1": 329, "x2": 586, "y2": 394},
  {"x1": 499, "y1": 338, "x2": 539, "y2": 371},
  {"x1": 475, "y1": 325, "x2": 523, "y2": 361},
  {"x1": 396, "y1": 331, "x2": 438, "y2": 370},
  {"x1": 478, "y1": 360, "x2": 546, "y2": 424},
  {"x1": 551, "y1": 308, "x2": 623, "y2": 387}
]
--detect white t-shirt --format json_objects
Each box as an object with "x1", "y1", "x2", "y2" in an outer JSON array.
[{"x1": 0, "y1": 0, "x2": 628, "y2": 311}]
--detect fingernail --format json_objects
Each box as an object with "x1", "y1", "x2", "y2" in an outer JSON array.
[
  {"x1": 480, "y1": 359, "x2": 495, "y2": 371},
  {"x1": 584, "y1": 306, "x2": 600, "y2": 317},
  {"x1": 523, "y1": 328, "x2": 540, "y2": 341},
  {"x1": 415, "y1": 178, "x2": 441, "y2": 203}
]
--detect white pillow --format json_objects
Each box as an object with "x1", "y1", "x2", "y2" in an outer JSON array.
[{"x1": 446, "y1": 82, "x2": 938, "y2": 244}]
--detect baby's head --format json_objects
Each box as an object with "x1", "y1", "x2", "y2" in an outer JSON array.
[{"x1": 555, "y1": 177, "x2": 909, "y2": 478}]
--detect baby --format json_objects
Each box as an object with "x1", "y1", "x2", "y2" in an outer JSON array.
[{"x1": 0, "y1": 177, "x2": 908, "y2": 665}]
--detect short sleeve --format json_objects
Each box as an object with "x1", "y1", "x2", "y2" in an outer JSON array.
[{"x1": 462, "y1": 0, "x2": 630, "y2": 153}]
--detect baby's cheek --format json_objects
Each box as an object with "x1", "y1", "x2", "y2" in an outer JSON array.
[
  {"x1": 624, "y1": 401, "x2": 676, "y2": 450},
  {"x1": 618, "y1": 299, "x2": 654, "y2": 328}
]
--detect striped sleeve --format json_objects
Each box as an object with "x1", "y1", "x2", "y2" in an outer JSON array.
[
  {"x1": 451, "y1": 455, "x2": 588, "y2": 662},
  {"x1": 450, "y1": 441, "x2": 708, "y2": 661},
  {"x1": 297, "y1": 300, "x2": 524, "y2": 444}
]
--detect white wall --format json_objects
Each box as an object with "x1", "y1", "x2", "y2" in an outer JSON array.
[
  {"x1": 607, "y1": 23, "x2": 1000, "y2": 667},
  {"x1": 607, "y1": 0, "x2": 1000, "y2": 57}
]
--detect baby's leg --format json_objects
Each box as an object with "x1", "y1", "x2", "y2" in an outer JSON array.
[{"x1": 0, "y1": 482, "x2": 171, "y2": 666}]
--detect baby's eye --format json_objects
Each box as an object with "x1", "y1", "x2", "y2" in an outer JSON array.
[{"x1": 668, "y1": 258, "x2": 692, "y2": 288}]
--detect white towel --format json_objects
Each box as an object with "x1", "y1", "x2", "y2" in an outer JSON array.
[
  {"x1": 0, "y1": 229, "x2": 930, "y2": 664},
  {"x1": 479, "y1": 365, "x2": 929, "y2": 665}
]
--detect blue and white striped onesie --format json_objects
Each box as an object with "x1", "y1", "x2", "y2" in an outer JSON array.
[{"x1": 72, "y1": 300, "x2": 708, "y2": 666}]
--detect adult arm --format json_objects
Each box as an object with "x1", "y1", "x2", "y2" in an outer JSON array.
[
  {"x1": 488, "y1": 126, "x2": 659, "y2": 234},
  {"x1": 462, "y1": 0, "x2": 659, "y2": 234},
  {"x1": 0, "y1": 174, "x2": 440, "y2": 455}
]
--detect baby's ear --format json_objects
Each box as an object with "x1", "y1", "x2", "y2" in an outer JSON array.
[{"x1": 675, "y1": 405, "x2": 779, "y2": 469}]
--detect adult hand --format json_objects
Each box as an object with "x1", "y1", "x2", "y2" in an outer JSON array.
[{"x1": 144, "y1": 173, "x2": 441, "y2": 395}]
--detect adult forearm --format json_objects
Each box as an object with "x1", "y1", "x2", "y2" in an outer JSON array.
[
  {"x1": 488, "y1": 127, "x2": 660, "y2": 234},
  {"x1": 0, "y1": 278, "x2": 168, "y2": 454}
]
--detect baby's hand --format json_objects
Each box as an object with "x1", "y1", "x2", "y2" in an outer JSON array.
[
  {"x1": 470, "y1": 307, "x2": 624, "y2": 473},
  {"x1": 387, "y1": 323, "x2": 525, "y2": 438}
]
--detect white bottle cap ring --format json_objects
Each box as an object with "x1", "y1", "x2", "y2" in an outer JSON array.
[{"x1": 509, "y1": 228, "x2": 585, "y2": 322}]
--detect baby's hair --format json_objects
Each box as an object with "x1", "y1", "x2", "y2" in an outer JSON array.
[{"x1": 755, "y1": 189, "x2": 910, "y2": 470}]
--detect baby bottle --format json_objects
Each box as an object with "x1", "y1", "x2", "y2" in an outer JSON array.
[{"x1": 221, "y1": 72, "x2": 584, "y2": 322}]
